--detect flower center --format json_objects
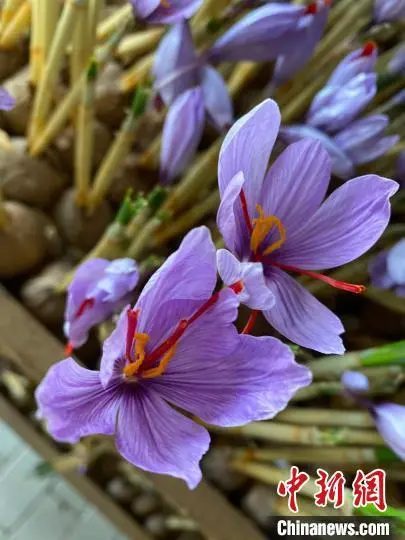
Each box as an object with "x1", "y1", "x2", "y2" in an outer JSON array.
[
  {"x1": 160, "y1": 0, "x2": 170, "y2": 7},
  {"x1": 239, "y1": 188, "x2": 365, "y2": 295},
  {"x1": 122, "y1": 281, "x2": 244, "y2": 381},
  {"x1": 251, "y1": 204, "x2": 286, "y2": 256}
]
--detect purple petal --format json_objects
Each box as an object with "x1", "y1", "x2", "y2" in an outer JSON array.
[
  {"x1": 201, "y1": 66, "x2": 233, "y2": 131},
  {"x1": 374, "y1": 0, "x2": 405, "y2": 22},
  {"x1": 160, "y1": 87, "x2": 205, "y2": 184},
  {"x1": 387, "y1": 238, "x2": 405, "y2": 284},
  {"x1": 0, "y1": 87, "x2": 15, "y2": 110},
  {"x1": 373, "y1": 403, "x2": 405, "y2": 460},
  {"x1": 100, "y1": 307, "x2": 128, "y2": 387},
  {"x1": 208, "y1": 3, "x2": 304, "y2": 62},
  {"x1": 272, "y1": 2, "x2": 329, "y2": 86},
  {"x1": 369, "y1": 250, "x2": 394, "y2": 289},
  {"x1": 130, "y1": 0, "x2": 160, "y2": 19},
  {"x1": 153, "y1": 331, "x2": 311, "y2": 427},
  {"x1": 116, "y1": 386, "x2": 210, "y2": 488},
  {"x1": 136, "y1": 226, "x2": 217, "y2": 349},
  {"x1": 388, "y1": 44, "x2": 405, "y2": 75},
  {"x1": 153, "y1": 21, "x2": 199, "y2": 105},
  {"x1": 279, "y1": 124, "x2": 354, "y2": 179},
  {"x1": 307, "y1": 73, "x2": 377, "y2": 133},
  {"x1": 260, "y1": 138, "x2": 331, "y2": 231},
  {"x1": 216, "y1": 249, "x2": 275, "y2": 310},
  {"x1": 275, "y1": 175, "x2": 399, "y2": 270},
  {"x1": 263, "y1": 267, "x2": 345, "y2": 354},
  {"x1": 35, "y1": 359, "x2": 120, "y2": 444},
  {"x1": 216, "y1": 171, "x2": 250, "y2": 259},
  {"x1": 218, "y1": 99, "x2": 281, "y2": 215},
  {"x1": 97, "y1": 258, "x2": 139, "y2": 301},
  {"x1": 341, "y1": 370, "x2": 370, "y2": 393},
  {"x1": 334, "y1": 115, "x2": 399, "y2": 166},
  {"x1": 147, "y1": 0, "x2": 203, "y2": 24},
  {"x1": 327, "y1": 47, "x2": 377, "y2": 86}
]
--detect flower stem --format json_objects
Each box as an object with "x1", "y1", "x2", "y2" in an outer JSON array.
[
  {"x1": 276, "y1": 407, "x2": 374, "y2": 428},
  {"x1": 96, "y1": 3, "x2": 132, "y2": 42}
]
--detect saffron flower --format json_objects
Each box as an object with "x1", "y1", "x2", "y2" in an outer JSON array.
[
  {"x1": 208, "y1": 2, "x2": 324, "y2": 67},
  {"x1": 306, "y1": 43, "x2": 378, "y2": 133},
  {"x1": 0, "y1": 87, "x2": 15, "y2": 110},
  {"x1": 130, "y1": 0, "x2": 203, "y2": 24},
  {"x1": 36, "y1": 227, "x2": 311, "y2": 488},
  {"x1": 342, "y1": 371, "x2": 405, "y2": 460},
  {"x1": 64, "y1": 258, "x2": 139, "y2": 351},
  {"x1": 369, "y1": 239, "x2": 405, "y2": 297},
  {"x1": 154, "y1": 21, "x2": 233, "y2": 182},
  {"x1": 374, "y1": 0, "x2": 405, "y2": 23},
  {"x1": 217, "y1": 99, "x2": 398, "y2": 354},
  {"x1": 280, "y1": 114, "x2": 399, "y2": 180},
  {"x1": 272, "y1": 0, "x2": 330, "y2": 87}
]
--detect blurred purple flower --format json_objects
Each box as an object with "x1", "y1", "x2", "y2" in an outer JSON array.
[
  {"x1": 388, "y1": 44, "x2": 405, "y2": 75},
  {"x1": 272, "y1": 0, "x2": 331, "y2": 87},
  {"x1": 281, "y1": 114, "x2": 399, "y2": 180},
  {"x1": 217, "y1": 99, "x2": 398, "y2": 354},
  {"x1": 374, "y1": 0, "x2": 405, "y2": 22},
  {"x1": 208, "y1": 3, "x2": 308, "y2": 63},
  {"x1": 342, "y1": 371, "x2": 405, "y2": 460},
  {"x1": 0, "y1": 87, "x2": 15, "y2": 110},
  {"x1": 160, "y1": 87, "x2": 205, "y2": 184},
  {"x1": 64, "y1": 258, "x2": 139, "y2": 351},
  {"x1": 369, "y1": 239, "x2": 405, "y2": 297},
  {"x1": 36, "y1": 227, "x2": 311, "y2": 488},
  {"x1": 130, "y1": 0, "x2": 203, "y2": 24},
  {"x1": 155, "y1": 21, "x2": 233, "y2": 182},
  {"x1": 398, "y1": 151, "x2": 405, "y2": 189},
  {"x1": 307, "y1": 43, "x2": 378, "y2": 133}
]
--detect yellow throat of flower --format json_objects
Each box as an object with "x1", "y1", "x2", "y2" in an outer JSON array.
[{"x1": 250, "y1": 204, "x2": 286, "y2": 256}]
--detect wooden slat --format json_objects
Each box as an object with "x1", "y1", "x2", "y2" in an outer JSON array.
[
  {"x1": 0, "y1": 393, "x2": 152, "y2": 540},
  {"x1": 0, "y1": 287, "x2": 267, "y2": 540}
]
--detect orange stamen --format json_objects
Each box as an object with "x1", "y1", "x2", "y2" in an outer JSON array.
[
  {"x1": 123, "y1": 332, "x2": 150, "y2": 378},
  {"x1": 160, "y1": 0, "x2": 170, "y2": 7},
  {"x1": 251, "y1": 204, "x2": 286, "y2": 255},
  {"x1": 141, "y1": 344, "x2": 177, "y2": 379}
]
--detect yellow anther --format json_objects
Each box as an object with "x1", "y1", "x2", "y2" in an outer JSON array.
[
  {"x1": 141, "y1": 344, "x2": 177, "y2": 379},
  {"x1": 160, "y1": 0, "x2": 170, "y2": 7},
  {"x1": 250, "y1": 205, "x2": 286, "y2": 255},
  {"x1": 123, "y1": 332, "x2": 150, "y2": 378}
]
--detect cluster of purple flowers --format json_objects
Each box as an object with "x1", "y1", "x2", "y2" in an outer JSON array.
[
  {"x1": 36, "y1": 96, "x2": 400, "y2": 486},
  {"x1": 281, "y1": 42, "x2": 400, "y2": 179}
]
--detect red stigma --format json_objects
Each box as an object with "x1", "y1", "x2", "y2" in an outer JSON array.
[
  {"x1": 239, "y1": 190, "x2": 253, "y2": 235},
  {"x1": 64, "y1": 342, "x2": 74, "y2": 356},
  {"x1": 74, "y1": 298, "x2": 95, "y2": 319},
  {"x1": 269, "y1": 261, "x2": 366, "y2": 294},
  {"x1": 229, "y1": 280, "x2": 244, "y2": 294},
  {"x1": 242, "y1": 310, "x2": 259, "y2": 335},
  {"x1": 305, "y1": 2, "x2": 318, "y2": 15},
  {"x1": 361, "y1": 41, "x2": 377, "y2": 57},
  {"x1": 125, "y1": 308, "x2": 139, "y2": 361}
]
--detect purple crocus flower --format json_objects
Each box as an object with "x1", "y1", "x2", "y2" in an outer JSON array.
[
  {"x1": 388, "y1": 44, "x2": 405, "y2": 75},
  {"x1": 272, "y1": 0, "x2": 330, "y2": 87},
  {"x1": 217, "y1": 99, "x2": 398, "y2": 354},
  {"x1": 130, "y1": 0, "x2": 203, "y2": 24},
  {"x1": 64, "y1": 258, "x2": 139, "y2": 351},
  {"x1": 307, "y1": 43, "x2": 378, "y2": 133},
  {"x1": 0, "y1": 87, "x2": 15, "y2": 110},
  {"x1": 154, "y1": 21, "x2": 233, "y2": 182},
  {"x1": 369, "y1": 239, "x2": 405, "y2": 297},
  {"x1": 374, "y1": 0, "x2": 405, "y2": 22},
  {"x1": 342, "y1": 371, "x2": 405, "y2": 460},
  {"x1": 36, "y1": 227, "x2": 311, "y2": 488},
  {"x1": 280, "y1": 114, "x2": 399, "y2": 180}
]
